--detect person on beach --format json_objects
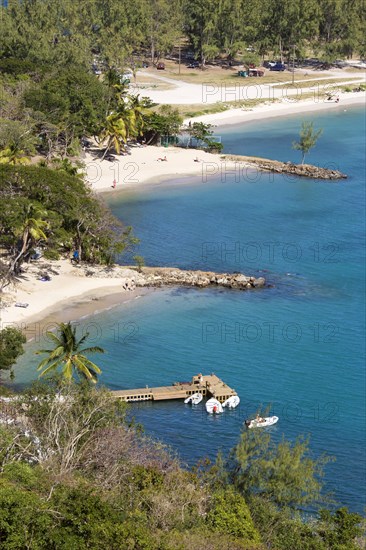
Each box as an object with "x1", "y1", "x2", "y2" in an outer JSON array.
[
  {"x1": 157, "y1": 156, "x2": 167, "y2": 161},
  {"x1": 71, "y1": 250, "x2": 79, "y2": 264}
]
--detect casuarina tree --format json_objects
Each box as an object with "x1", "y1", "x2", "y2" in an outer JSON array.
[{"x1": 292, "y1": 121, "x2": 323, "y2": 164}]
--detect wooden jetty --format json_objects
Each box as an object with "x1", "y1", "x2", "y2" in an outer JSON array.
[{"x1": 112, "y1": 373, "x2": 237, "y2": 403}]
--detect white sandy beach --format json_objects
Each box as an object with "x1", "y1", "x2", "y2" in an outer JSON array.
[
  {"x1": 1, "y1": 90, "x2": 365, "y2": 329},
  {"x1": 0, "y1": 260, "x2": 147, "y2": 328},
  {"x1": 86, "y1": 91, "x2": 365, "y2": 193}
]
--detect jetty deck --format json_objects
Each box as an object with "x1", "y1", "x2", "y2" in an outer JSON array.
[{"x1": 112, "y1": 374, "x2": 237, "y2": 403}]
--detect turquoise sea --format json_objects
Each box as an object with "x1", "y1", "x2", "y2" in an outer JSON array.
[{"x1": 13, "y1": 106, "x2": 365, "y2": 512}]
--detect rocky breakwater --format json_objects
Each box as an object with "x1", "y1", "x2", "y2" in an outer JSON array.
[
  {"x1": 77, "y1": 265, "x2": 265, "y2": 291},
  {"x1": 222, "y1": 154, "x2": 347, "y2": 180},
  {"x1": 130, "y1": 267, "x2": 266, "y2": 290}
]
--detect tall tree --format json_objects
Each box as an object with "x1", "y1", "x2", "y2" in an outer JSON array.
[
  {"x1": 36, "y1": 322, "x2": 104, "y2": 383},
  {"x1": 146, "y1": 0, "x2": 183, "y2": 64},
  {"x1": 231, "y1": 427, "x2": 330, "y2": 509},
  {"x1": 0, "y1": 327, "x2": 26, "y2": 375},
  {"x1": 184, "y1": 0, "x2": 219, "y2": 65},
  {"x1": 8, "y1": 203, "x2": 48, "y2": 277},
  {"x1": 292, "y1": 121, "x2": 323, "y2": 164}
]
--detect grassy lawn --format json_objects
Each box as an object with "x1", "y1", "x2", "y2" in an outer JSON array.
[
  {"x1": 273, "y1": 77, "x2": 363, "y2": 90},
  {"x1": 136, "y1": 59, "x2": 359, "y2": 87}
]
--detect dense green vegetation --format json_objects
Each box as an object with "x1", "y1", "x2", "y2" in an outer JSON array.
[
  {"x1": 1, "y1": 0, "x2": 365, "y2": 165},
  {"x1": 1, "y1": 0, "x2": 365, "y2": 68},
  {"x1": 0, "y1": 327, "x2": 26, "y2": 376},
  {"x1": 0, "y1": 379, "x2": 364, "y2": 549},
  {"x1": 0, "y1": 5, "x2": 365, "y2": 545},
  {"x1": 0, "y1": 164, "x2": 137, "y2": 286}
]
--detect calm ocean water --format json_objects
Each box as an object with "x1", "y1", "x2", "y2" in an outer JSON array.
[{"x1": 13, "y1": 106, "x2": 365, "y2": 512}]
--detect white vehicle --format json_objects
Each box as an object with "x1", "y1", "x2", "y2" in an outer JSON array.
[
  {"x1": 121, "y1": 71, "x2": 133, "y2": 82},
  {"x1": 245, "y1": 416, "x2": 279, "y2": 429},
  {"x1": 184, "y1": 393, "x2": 203, "y2": 405},
  {"x1": 222, "y1": 395, "x2": 240, "y2": 409},
  {"x1": 205, "y1": 397, "x2": 223, "y2": 414}
]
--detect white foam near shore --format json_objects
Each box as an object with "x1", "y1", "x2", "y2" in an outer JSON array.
[{"x1": 1, "y1": 91, "x2": 365, "y2": 327}]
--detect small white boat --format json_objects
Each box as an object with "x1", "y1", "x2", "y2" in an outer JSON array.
[
  {"x1": 184, "y1": 393, "x2": 203, "y2": 405},
  {"x1": 222, "y1": 395, "x2": 240, "y2": 409},
  {"x1": 205, "y1": 397, "x2": 223, "y2": 414},
  {"x1": 245, "y1": 415, "x2": 279, "y2": 429}
]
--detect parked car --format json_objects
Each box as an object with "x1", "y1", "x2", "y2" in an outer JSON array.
[
  {"x1": 157, "y1": 62, "x2": 165, "y2": 70},
  {"x1": 270, "y1": 62, "x2": 286, "y2": 71},
  {"x1": 187, "y1": 61, "x2": 199, "y2": 68},
  {"x1": 142, "y1": 61, "x2": 149, "y2": 68}
]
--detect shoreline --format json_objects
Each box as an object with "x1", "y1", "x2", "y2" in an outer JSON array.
[
  {"x1": 186, "y1": 92, "x2": 366, "y2": 126},
  {"x1": 1, "y1": 93, "x2": 364, "y2": 330},
  {"x1": 0, "y1": 260, "x2": 151, "y2": 331},
  {"x1": 86, "y1": 93, "x2": 365, "y2": 194}
]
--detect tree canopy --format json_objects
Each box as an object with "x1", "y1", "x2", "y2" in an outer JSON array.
[
  {"x1": 0, "y1": 164, "x2": 138, "y2": 286},
  {"x1": 0, "y1": 381, "x2": 363, "y2": 549},
  {"x1": 36, "y1": 322, "x2": 104, "y2": 383}
]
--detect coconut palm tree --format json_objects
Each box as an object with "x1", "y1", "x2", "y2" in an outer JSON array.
[
  {"x1": 129, "y1": 94, "x2": 151, "y2": 137},
  {"x1": 36, "y1": 322, "x2": 104, "y2": 383},
  {"x1": 8, "y1": 204, "x2": 48, "y2": 277},
  {"x1": 99, "y1": 103, "x2": 137, "y2": 160}
]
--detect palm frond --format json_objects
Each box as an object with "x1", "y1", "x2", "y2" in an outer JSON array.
[
  {"x1": 79, "y1": 346, "x2": 105, "y2": 354},
  {"x1": 79, "y1": 356, "x2": 102, "y2": 374},
  {"x1": 38, "y1": 360, "x2": 60, "y2": 376}
]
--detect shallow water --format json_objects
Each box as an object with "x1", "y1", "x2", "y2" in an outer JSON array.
[{"x1": 13, "y1": 106, "x2": 366, "y2": 512}]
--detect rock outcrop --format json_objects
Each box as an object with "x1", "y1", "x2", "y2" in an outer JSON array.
[
  {"x1": 129, "y1": 267, "x2": 265, "y2": 290},
  {"x1": 78, "y1": 265, "x2": 266, "y2": 291},
  {"x1": 222, "y1": 154, "x2": 347, "y2": 180}
]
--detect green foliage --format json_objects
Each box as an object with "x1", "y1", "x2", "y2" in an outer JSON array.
[
  {"x1": 143, "y1": 105, "x2": 183, "y2": 145},
  {"x1": 0, "y1": 327, "x2": 26, "y2": 372},
  {"x1": 188, "y1": 122, "x2": 223, "y2": 152},
  {"x1": 0, "y1": 165, "x2": 138, "y2": 278},
  {"x1": 133, "y1": 255, "x2": 145, "y2": 272},
  {"x1": 36, "y1": 321, "x2": 104, "y2": 383},
  {"x1": 0, "y1": 142, "x2": 31, "y2": 165},
  {"x1": 232, "y1": 428, "x2": 331, "y2": 509},
  {"x1": 24, "y1": 66, "x2": 109, "y2": 137},
  {"x1": 292, "y1": 121, "x2": 323, "y2": 164},
  {"x1": 318, "y1": 507, "x2": 363, "y2": 549},
  {"x1": 207, "y1": 487, "x2": 261, "y2": 543},
  {"x1": 248, "y1": 495, "x2": 365, "y2": 550},
  {"x1": 0, "y1": 119, "x2": 37, "y2": 155},
  {"x1": 0, "y1": 58, "x2": 40, "y2": 76},
  {"x1": 0, "y1": 383, "x2": 364, "y2": 549}
]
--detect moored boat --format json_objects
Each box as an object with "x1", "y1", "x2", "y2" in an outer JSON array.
[
  {"x1": 245, "y1": 415, "x2": 279, "y2": 428},
  {"x1": 222, "y1": 395, "x2": 240, "y2": 409},
  {"x1": 184, "y1": 393, "x2": 203, "y2": 405},
  {"x1": 205, "y1": 397, "x2": 223, "y2": 414}
]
